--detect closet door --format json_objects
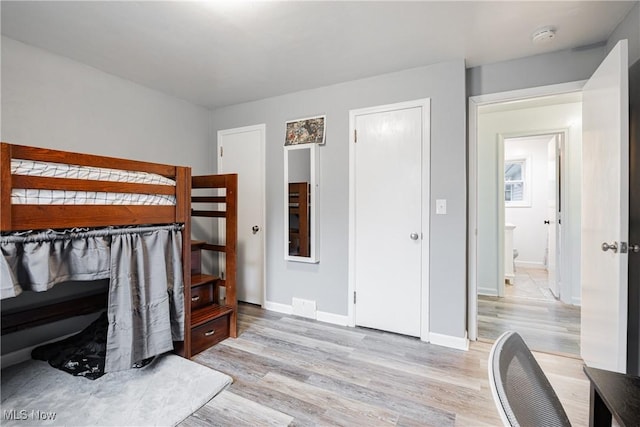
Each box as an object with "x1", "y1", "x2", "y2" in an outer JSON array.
[
  {"x1": 351, "y1": 101, "x2": 429, "y2": 337},
  {"x1": 218, "y1": 124, "x2": 266, "y2": 306}
]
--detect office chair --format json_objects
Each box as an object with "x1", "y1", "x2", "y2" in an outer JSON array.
[{"x1": 488, "y1": 331, "x2": 572, "y2": 427}]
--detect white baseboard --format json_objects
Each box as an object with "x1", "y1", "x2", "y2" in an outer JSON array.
[
  {"x1": 571, "y1": 296, "x2": 581, "y2": 306},
  {"x1": 263, "y1": 300, "x2": 292, "y2": 315},
  {"x1": 478, "y1": 287, "x2": 498, "y2": 296},
  {"x1": 429, "y1": 332, "x2": 469, "y2": 351},
  {"x1": 264, "y1": 300, "x2": 349, "y2": 327},
  {"x1": 264, "y1": 301, "x2": 467, "y2": 350},
  {"x1": 316, "y1": 310, "x2": 349, "y2": 326}
]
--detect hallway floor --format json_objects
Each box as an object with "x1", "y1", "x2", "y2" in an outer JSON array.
[{"x1": 478, "y1": 266, "x2": 581, "y2": 356}]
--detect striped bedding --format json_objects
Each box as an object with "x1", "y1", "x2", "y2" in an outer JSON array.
[{"x1": 10, "y1": 159, "x2": 176, "y2": 205}]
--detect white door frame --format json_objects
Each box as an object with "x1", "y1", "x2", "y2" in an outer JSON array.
[
  {"x1": 217, "y1": 123, "x2": 267, "y2": 306},
  {"x1": 468, "y1": 81, "x2": 584, "y2": 341},
  {"x1": 348, "y1": 98, "x2": 431, "y2": 340}
]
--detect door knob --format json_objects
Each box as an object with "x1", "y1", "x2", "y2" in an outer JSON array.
[
  {"x1": 252, "y1": 225, "x2": 260, "y2": 234},
  {"x1": 630, "y1": 244, "x2": 640, "y2": 253},
  {"x1": 544, "y1": 220, "x2": 550, "y2": 225},
  {"x1": 410, "y1": 232, "x2": 419, "y2": 240},
  {"x1": 601, "y1": 242, "x2": 618, "y2": 253}
]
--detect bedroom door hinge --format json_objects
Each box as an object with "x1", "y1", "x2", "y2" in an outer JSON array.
[
  {"x1": 354, "y1": 129, "x2": 357, "y2": 143},
  {"x1": 353, "y1": 291, "x2": 356, "y2": 304},
  {"x1": 220, "y1": 146, "x2": 223, "y2": 157}
]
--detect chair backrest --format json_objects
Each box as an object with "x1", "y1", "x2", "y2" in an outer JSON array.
[{"x1": 488, "y1": 331, "x2": 572, "y2": 427}]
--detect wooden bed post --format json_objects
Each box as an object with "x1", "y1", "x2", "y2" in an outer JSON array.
[
  {"x1": 0, "y1": 143, "x2": 12, "y2": 231},
  {"x1": 176, "y1": 166, "x2": 191, "y2": 357},
  {"x1": 225, "y1": 174, "x2": 238, "y2": 338}
]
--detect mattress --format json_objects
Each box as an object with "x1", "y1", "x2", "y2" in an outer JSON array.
[{"x1": 11, "y1": 159, "x2": 176, "y2": 205}]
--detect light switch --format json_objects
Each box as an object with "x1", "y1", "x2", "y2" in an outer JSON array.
[{"x1": 436, "y1": 199, "x2": 447, "y2": 215}]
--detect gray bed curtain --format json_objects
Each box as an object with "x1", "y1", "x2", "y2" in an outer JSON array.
[{"x1": 0, "y1": 225, "x2": 185, "y2": 373}]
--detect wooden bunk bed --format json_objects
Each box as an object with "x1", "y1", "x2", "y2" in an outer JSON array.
[{"x1": 0, "y1": 142, "x2": 237, "y2": 365}]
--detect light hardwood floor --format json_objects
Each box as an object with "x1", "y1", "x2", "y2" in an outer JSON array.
[
  {"x1": 180, "y1": 303, "x2": 590, "y2": 427},
  {"x1": 478, "y1": 267, "x2": 581, "y2": 356}
]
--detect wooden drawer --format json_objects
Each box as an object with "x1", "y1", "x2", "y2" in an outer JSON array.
[
  {"x1": 190, "y1": 283, "x2": 215, "y2": 310},
  {"x1": 191, "y1": 315, "x2": 230, "y2": 355}
]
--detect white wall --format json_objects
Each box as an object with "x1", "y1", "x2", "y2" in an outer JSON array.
[
  {"x1": 504, "y1": 135, "x2": 552, "y2": 268},
  {"x1": 210, "y1": 60, "x2": 468, "y2": 340}
]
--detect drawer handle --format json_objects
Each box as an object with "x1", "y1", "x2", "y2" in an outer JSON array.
[
  {"x1": 191, "y1": 296, "x2": 200, "y2": 302},
  {"x1": 204, "y1": 330, "x2": 216, "y2": 337}
]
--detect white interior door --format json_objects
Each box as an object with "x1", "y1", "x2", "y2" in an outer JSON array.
[
  {"x1": 218, "y1": 125, "x2": 265, "y2": 305},
  {"x1": 352, "y1": 104, "x2": 427, "y2": 337},
  {"x1": 547, "y1": 136, "x2": 559, "y2": 297},
  {"x1": 581, "y1": 40, "x2": 629, "y2": 373}
]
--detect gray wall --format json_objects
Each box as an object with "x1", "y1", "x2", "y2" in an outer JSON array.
[
  {"x1": 607, "y1": 1, "x2": 640, "y2": 65},
  {"x1": 1, "y1": 36, "x2": 211, "y2": 172},
  {"x1": 1, "y1": 36, "x2": 212, "y2": 355},
  {"x1": 467, "y1": 44, "x2": 606, "y2": 97},
  {"x1": 210, "y1": 60, "x2": 468, "y2": 338}
]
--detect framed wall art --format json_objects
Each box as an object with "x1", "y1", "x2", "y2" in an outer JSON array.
[{"x1": 284, "y1": 115, "x2": 326, "y2": 146}]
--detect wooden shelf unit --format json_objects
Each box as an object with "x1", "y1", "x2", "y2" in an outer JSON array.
[
  {"x1": 288, "y1": 182, "x2": 310, "y2": 257},
  {"x1": 183, "y1": 174, "x2": 237, "y2": 358}
]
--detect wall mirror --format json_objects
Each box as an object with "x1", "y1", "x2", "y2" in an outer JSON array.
[{"x1": 284, "y1": 144, "x2": 319, "y2": 263}]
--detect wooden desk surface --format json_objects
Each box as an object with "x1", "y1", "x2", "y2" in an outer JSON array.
[{"x1": 583, "y1": 366, "x2": 640, "y2": 427}]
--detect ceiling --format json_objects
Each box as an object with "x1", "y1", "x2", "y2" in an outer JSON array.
[{"x1": 1, "y1": 1, "x2": 636, "y2": 109}]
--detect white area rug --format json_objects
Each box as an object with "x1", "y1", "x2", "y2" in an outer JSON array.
[{"x1": 1, "y1": 354, "x2": 232, "y2": 426}]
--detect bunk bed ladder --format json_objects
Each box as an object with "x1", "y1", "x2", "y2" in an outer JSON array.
[{"x1": 185, "y1": 174, "x2": 237, "y2": 358}]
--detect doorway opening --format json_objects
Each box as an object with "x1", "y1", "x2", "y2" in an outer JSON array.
[
  {"x1": 470, "y1": 41, "x2": 629, "y2": 371},
  {"x1": 469, "y1": 86, "x2": 583, "y2": 356},
  {"x1": 480, "y1": 131, "x2": 580, "y2": 356},
  {"x1": 502, "y1": 133, "x2": 562, "y2": 297}
]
